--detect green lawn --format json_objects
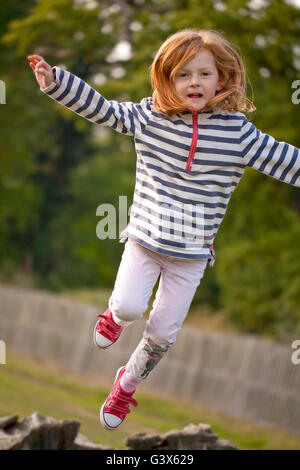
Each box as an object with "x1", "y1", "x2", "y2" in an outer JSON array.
[{"x1": 1, "y1": 349, "x2": 299, "y2": 450}]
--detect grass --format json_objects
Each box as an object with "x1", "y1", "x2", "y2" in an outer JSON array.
[{"x1": 1, "y1": 349, "x2": 300, "y2": 450}]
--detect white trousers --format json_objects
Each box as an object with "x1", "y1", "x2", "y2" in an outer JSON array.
[{"x1": 108, "y1": 238, "x2": 208, "y2": 381}]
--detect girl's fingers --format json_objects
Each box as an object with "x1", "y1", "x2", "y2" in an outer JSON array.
[
  {"x1": 27, "y1": 56, "x2": 47, "y2": 67},
  {"x1": 27, "y1": 54, "x2": 44, "y2": 62},
  {"x1": 37, "y1": 60, "x2": 46, "y2": 68},
  {"x1": 36, "y1": 60, "x2": 51, "y2": 71}
]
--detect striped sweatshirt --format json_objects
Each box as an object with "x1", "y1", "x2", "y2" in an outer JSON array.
[{"x1": 41, "y1": 66, "x2": 300, "y2": 264}]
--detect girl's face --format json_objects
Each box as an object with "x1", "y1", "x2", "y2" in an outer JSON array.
[{"x1": 173, "y1": 48, "x2": 223, "y2": 112}]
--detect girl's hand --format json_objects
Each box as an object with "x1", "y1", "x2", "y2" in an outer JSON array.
[{"x1": 27, "y1": 55, "x2": 59, "y2": 89}]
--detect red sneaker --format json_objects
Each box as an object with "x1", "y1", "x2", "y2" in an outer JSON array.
[
  {"x1": 93, "y1": 308, "x2": 123, "y2": 349},
  {"x1": 100, "y1": 367, "x2": 138, "y2": 430}
]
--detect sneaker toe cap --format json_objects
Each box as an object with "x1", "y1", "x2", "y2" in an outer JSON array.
[
  {"x1": 94, "y1": 331, "x2": 113, "y2": 348},
  {"x1": 102, "y1": 412, "x2": 122, "y2": 429}
]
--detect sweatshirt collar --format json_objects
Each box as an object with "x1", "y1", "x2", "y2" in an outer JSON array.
[{"x1": 178, "y1": 105, "x2": 214, "y2": 119}]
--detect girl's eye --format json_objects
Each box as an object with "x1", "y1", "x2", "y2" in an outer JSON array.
[{"x1": 177, "y1": 72, "x2": 210, "y2": 78}]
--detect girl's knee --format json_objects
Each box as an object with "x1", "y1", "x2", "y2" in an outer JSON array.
[{"x1": 113, "y1": 298, "x2": 146, "y2": 322}]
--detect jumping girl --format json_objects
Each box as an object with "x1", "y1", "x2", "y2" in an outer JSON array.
[{"x1": 28, "y1": 28, "x2": 300, "y2": 431}]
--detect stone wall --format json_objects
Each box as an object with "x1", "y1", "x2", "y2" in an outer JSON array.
[
  {"x1": 0, "y1": 413, "x2": 238, "y2": 450},
  {"x1": 0, "y1": 283, "x2": 299, "y2": 435}
]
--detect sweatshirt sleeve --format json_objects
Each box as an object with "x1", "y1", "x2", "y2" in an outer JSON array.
[
  {"x1": 240, "y1": 116, "x2": 300, "y2": 187},
  {"x1": 40, "y1": 66, "x2": 150, "y2": 136}
]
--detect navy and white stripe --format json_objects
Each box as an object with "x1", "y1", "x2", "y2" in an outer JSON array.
[{"x1": 41, "y1": 66, "x2": 300, "y2": 261}]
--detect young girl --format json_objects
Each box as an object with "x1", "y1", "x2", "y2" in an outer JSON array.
[{"x1": 28, "y1": 28, "x2": 300, "y2": 431}]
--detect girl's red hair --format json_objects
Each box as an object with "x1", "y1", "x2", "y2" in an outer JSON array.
[{"x1": 150, "y1": 28, "x2": 256, "y2": 116}]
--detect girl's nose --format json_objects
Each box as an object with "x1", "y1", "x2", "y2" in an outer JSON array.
[{"x1": 189, "y1": 74, "x2": 201, "y2": 86}]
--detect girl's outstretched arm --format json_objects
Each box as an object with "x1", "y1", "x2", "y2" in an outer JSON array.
[
  {"x1": 240, "y1": 116, "x2": 300, "y2": 187},
  {"x1": 27, "y1": 57, "x2": 150, "y2": 137}
]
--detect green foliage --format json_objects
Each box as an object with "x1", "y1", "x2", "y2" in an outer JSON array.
[
  {"x1": 0, "y1": 0, "x2": 300, "y2": 341},
  {"x1": 215, "y1": 169, "x2": 300, "y2": 341}
]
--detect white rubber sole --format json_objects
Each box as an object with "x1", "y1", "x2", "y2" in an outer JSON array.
[{"x1": 100, "y1": 366, "x2": 125, "y2": 431}]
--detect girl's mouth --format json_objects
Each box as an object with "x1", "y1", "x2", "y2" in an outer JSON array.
[{"x1": 188, "y1": 93, "x2": 203, "y2": 99}]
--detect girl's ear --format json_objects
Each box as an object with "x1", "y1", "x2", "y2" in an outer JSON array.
[{"x1": 216, "y1": 82, "x2": 224, "y2": 91}]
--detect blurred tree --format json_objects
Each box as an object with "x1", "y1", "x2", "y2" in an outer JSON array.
[{"x1": 0, "y1": 0, "x2": 42, "y2": 278}]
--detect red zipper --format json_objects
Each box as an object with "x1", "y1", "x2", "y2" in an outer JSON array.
[{"x1": 185, "y1": 110, "x2": 198, "y2": 172}]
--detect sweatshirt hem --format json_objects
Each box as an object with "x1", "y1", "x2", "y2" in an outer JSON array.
[{"x1": 119, "y1": 232, "x2": 215, "y2": 265}]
